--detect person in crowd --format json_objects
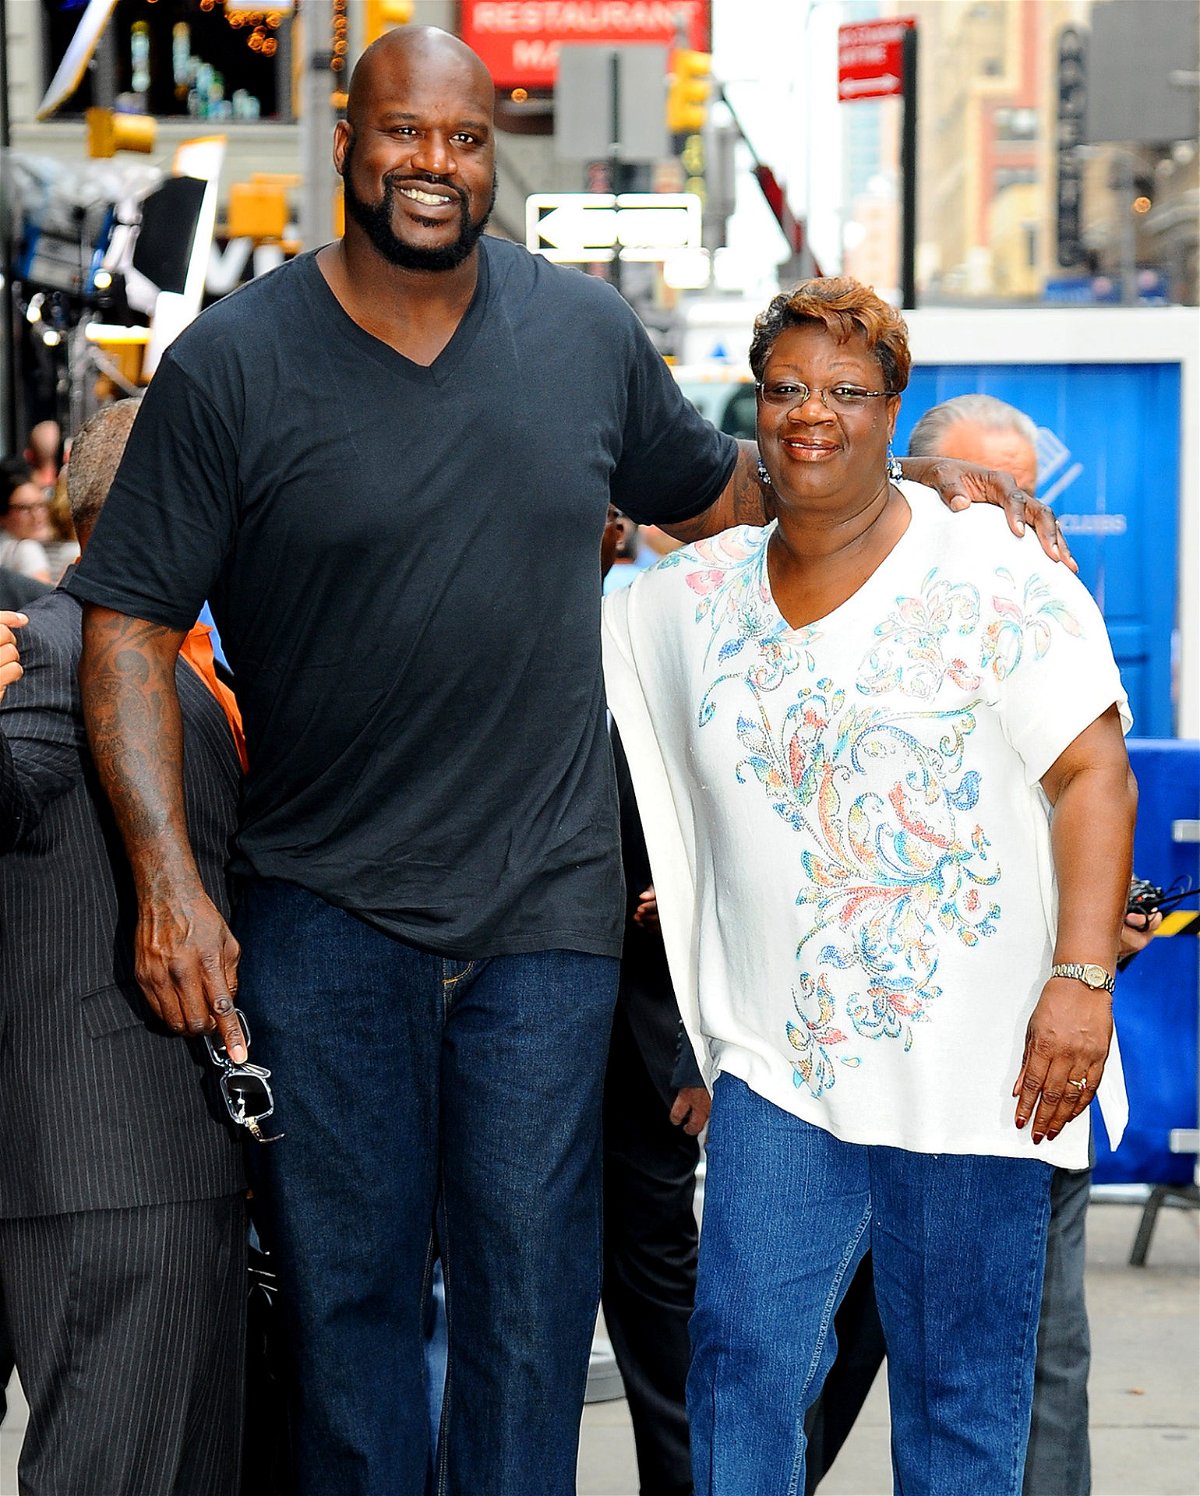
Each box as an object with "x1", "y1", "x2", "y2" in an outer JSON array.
[
  {"x1": 602, "y1": 505, "x2": 709, "y2": 1495},
  {"x1": 909, "y1": 392, "x2": 1039, "y2": 493},
  {"x1": 0, "y1": 460, "x2": 53, "y2": 585},
  {"x1": 603, "y1": 507, "x2": 659, "y2": 594},
  {"x1": 42, "y1": 464, "x2": 81, "y2": 582},
  {"x1": 23, "y1": 419, "x2": 61, "y2": 494},
  {"x1": 604, "y1": 277, "x2": 1136, "y2": 1495},
  {"x1": 0, "y1": 400, "x2": 247, "y2": 1496},
  {"x1": 66, "y1": 27, "x2": 1068, "y2": 1496}
]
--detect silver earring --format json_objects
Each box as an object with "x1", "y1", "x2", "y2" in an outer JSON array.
[
  {"x1": 756, "y1": 457, "x2": 772, "y2": 488},
  {"x1": 886, "y1": 445, "x2": 903, "y2": 483}
]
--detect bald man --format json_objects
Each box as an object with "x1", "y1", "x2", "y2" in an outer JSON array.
[{"x1": 69, "y1": 27, "x2": 1067, "y2": 1496}]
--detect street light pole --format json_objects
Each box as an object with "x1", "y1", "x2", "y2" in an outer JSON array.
[
  {"x1": 0, "y1": 0, "x2": 16, "y2": 451},
  {"x1": 299, "y1": 0, "x2": 337, "y2": 250},
  {"x1": 800, "y1": 0, "x2": 839, "y2": 280}
]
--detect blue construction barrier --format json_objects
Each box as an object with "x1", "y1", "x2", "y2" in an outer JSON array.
[{"x1": 1093, "y1": 739, "x2": 1200, "y2": 1184}]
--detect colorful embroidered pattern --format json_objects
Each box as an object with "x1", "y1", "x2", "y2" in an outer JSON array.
[
  {"x1": 982, "y1": 567, "x2": 1083, "y2": 680},
  {"x1": 683, "y1": 537, "x2": 1093, "y2": 1096},
  {"x1": 686, "y1": 538, "x2": 1036, "y2": 1098},
  {"x1": 860, "y1": 569, "x2": 982, "y2": 699}
]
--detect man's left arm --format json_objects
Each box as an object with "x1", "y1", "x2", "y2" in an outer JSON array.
[{"x1": 660, "y1": 440, "x2": 1073, "y2": 566}]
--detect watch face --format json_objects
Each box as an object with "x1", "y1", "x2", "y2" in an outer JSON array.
[{"x1": 1082, "y1": 964, "x2": 1108, "y2": 987}]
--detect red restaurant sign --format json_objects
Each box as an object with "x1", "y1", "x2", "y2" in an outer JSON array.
[
  {"x1": 461, "y1": 1, "x2": 710, "y2": 90},
  {"x1": 837, "y1": 17, "x2": 915, "y2": 103}
]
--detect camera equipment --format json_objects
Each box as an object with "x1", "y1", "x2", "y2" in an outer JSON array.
[{"x1": 1126, "y1": 877, "x2": 1199, "y2": 918}]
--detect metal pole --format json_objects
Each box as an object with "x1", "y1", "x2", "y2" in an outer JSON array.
[
  {"x1": 299, "y1": 0, "x2": 336, "y2": 250},
  {"x1": 0, "y1": 0, "x2": 16, "y2": 452},
  {"x1": 900, "y1": 26, "x2": 918, "y2": 309},
  {"x1": 608, "y1": 49, "x2": 622, "y2": 297},
  {"x1": 1120, "y1": 152, "x2": 1137, "y2": 307}
]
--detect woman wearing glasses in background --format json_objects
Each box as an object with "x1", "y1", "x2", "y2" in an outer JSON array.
[
  {"x1": 0, "y1": 459, "x2": 54, "y2": 585},
  {"x1": 603, "y1": 278, "x2": 1136, "y2": 1495}
]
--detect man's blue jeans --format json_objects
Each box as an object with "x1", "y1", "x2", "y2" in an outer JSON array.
[
  {"x1": 689, "y1": 1076, "x2": 1053, "y2": 1496},
  {"x1": 234, "y1": 879, "x2": 619, "y2": 1496}
]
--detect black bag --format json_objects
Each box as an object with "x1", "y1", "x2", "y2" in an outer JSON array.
[{"x1": 241, "y1": 1238, "x2": 294, "y2": 1494}]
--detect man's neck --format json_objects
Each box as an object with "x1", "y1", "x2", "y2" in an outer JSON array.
[{"x1": 316, "y1": 237, "x2": 481, "y2": 367}]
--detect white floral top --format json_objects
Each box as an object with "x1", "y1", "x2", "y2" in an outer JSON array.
[{"x1": 603, "y1": 484, "x2": 1129, "y2": 1168}]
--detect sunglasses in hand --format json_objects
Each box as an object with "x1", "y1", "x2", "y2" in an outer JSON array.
[{"x1": 204, "y1": 1010, "x2": 284, "y2": 1144}]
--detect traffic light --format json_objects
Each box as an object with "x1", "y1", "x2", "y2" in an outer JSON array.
[
  {"x1": 1131, "y1": 171, "x2": 1155, "y2": 215},
  {"x1": 667, "y1": 49, "x2": 712, "y2": 136},
  {"x1": 364, "y1": 0, "x2": 413, "y2": 46},
  {"x1": 86, "y1": 107, "x2": 156, "y2": 158}
]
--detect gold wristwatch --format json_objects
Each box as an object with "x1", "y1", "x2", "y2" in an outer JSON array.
[{"x1": 1049, "y1": 962, "x2": 1115, "y2": 994}]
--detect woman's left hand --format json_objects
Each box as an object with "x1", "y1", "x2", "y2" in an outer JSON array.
[
  {"x1": 1013, "y1": 978, "x2": 1114, "y2": 1144},
  {"x1": 902, "y1": 455, "x2": 1077, "y2": 571}
]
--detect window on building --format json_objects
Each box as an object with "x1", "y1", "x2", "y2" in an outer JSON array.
[
  {"x1": 42, "y1": 0, "x2": 293, "y2": 120},
  {"x1": 994, "y1": 167, "x2": 1037, "y2": 192},
  {"x1": 995, "y1": 107, "x2": 1038, "y2": 142}
]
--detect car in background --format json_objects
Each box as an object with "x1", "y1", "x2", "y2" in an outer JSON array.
[{"x1": 670, "y1": 363, "x2": 756, "y2": 441}]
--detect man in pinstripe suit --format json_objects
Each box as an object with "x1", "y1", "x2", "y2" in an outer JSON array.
[{"x1": 0, "y1": 401, "x2": 247, "y2": 1495}]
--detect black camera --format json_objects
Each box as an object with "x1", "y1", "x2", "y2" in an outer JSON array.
[{"x1": 1126, "y1": 877, "x2": 1164, "y2": 917}]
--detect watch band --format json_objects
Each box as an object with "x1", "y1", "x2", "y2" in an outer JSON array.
[{"x1": 1050, "y1": 962, "x2": 1116, "y2": 994}]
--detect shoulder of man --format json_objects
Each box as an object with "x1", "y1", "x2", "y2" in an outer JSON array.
[
  {"x1": 484, "y1": 234, "x2": 640, "y2": 324},
  {"x1": 0, "y1": 565, "x2": 50, "y2": 611},
  {"x1": 5, "y1": 588, "x2": 82, "y2": 679},
  {"x1": 161, "y1": 250, "x2": 314, "y2": 373}
]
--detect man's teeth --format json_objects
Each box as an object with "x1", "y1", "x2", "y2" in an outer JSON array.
[{"x1": 401, "y1": 186, "x2": 453, "y2": 206}]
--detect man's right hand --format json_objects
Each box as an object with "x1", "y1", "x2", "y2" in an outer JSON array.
[{"x1": 136, "y1": 886, "x2": 246, "y2": 1061}]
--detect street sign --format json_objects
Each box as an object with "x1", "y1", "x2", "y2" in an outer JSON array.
[
  {"x1": 1055, "y1": 26, "x2": 1088, "y2": 268},
  {"x1": 526, "y1": 193, "x2": 701, "y2": 264},
  {"x1": 555, "y1": 45, "x2": 669, "y2": 163},
  {"x1": 837, "y1": 17, "x2": 916, "y2": 103},
  {"x1": 462, "y1": 0, "x2": 710, "y2": 90}
]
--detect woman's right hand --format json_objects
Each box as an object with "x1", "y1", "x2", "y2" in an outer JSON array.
[
  {"x1": 0, "y1": 612, "x2": 29, "y2": 704},
  {"x1": 1013, "y1": 977, "x2": 1114, "y2": 1144}
]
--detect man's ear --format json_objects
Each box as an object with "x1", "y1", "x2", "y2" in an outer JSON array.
[{"x1": 333, "y1": 120, "x2": 351, "y2": 176}]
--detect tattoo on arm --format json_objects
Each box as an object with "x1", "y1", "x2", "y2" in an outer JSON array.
[
  {"x1": 79, "y1": 606, "x2": 200, "y2": 898},
  {"x1": 660, "y1": 441, "x2": 774, "y2": 544}
]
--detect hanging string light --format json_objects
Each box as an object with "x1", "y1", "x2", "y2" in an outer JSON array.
[
  {"x1": 224, "y1": 7, "x2": 285, "y2": 55},
  {"x1": 332, "y1": 0, "x2": 348, "y2": 73}
]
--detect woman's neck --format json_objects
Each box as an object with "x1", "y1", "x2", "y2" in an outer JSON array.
[{"x1": 767, "y1": 481, "x2": 910, "y2": 629}]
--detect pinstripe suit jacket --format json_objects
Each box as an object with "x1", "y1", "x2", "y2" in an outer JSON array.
[
  {"x1": 0, "y1": 589, "x2": 245, "y2": 1218},
  {"x1": 611, "y1": 724, "x2": 702, "y2": 1107}
]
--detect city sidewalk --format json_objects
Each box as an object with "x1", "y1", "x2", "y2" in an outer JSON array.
[{"x1": 2, "y1": 1199, "x2": 1195, "y2": 1496}]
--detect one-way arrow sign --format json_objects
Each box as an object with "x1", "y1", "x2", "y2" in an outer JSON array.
[
  {"x1": 838, "y1": 17, "x2": 915, "y2": 102},
  {"x1": 526, "y1": 193, "x2": 701, "y2": 264}
]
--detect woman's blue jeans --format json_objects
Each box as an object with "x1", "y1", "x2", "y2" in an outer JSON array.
[
  {"x1": 233, "y1": 878, "x2": 619, "y2": 1496},
  {"x1": 689, "y1": 1076, "x2": 1053, "y2": 1496}
]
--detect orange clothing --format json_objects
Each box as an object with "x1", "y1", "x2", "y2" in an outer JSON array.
[{"x1": 179, "y1": 623, "x2": 248, "y2": 772}]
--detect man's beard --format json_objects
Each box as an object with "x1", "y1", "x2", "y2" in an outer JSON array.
[{"x1": 341, "y1": 136, "x2": 497, "y2": 272}]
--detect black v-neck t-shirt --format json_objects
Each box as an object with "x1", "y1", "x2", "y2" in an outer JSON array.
[{"x1": 69, "y1": 239, "x2": 737, "y2": 956}]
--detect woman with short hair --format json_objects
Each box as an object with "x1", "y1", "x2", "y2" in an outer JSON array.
[
  {"x1": 604, "y1": 277, "x2": 1134, "y2": 1495},
  {"x1": 0, "y1": 459, "x2": 53, "y2": 585}
]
